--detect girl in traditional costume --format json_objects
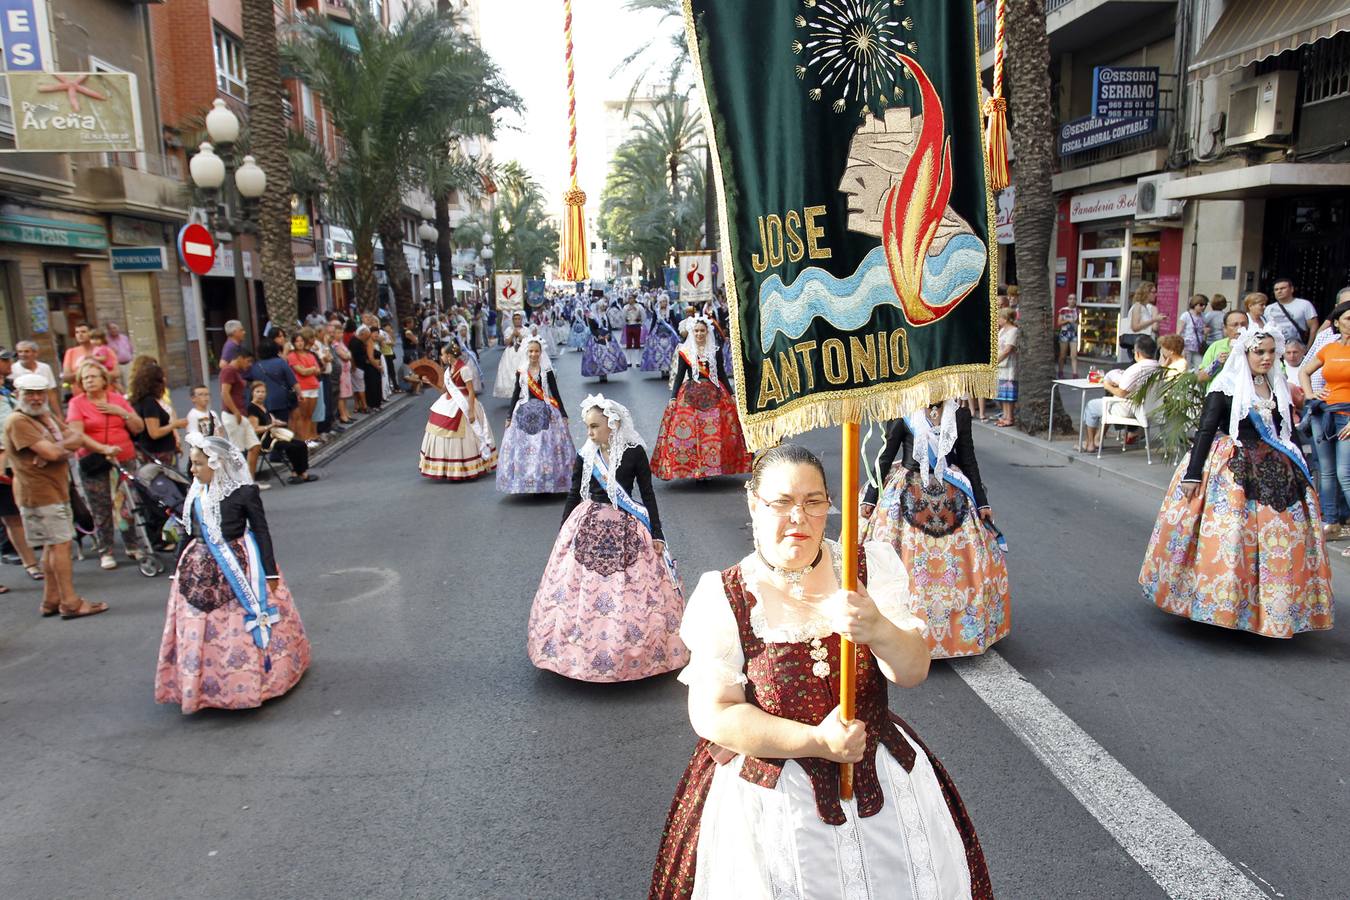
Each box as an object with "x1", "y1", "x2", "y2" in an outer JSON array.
[
  {"x1": 493, "y1": 325, "x2": 526, "y2": 399},
  {"x1": 580, "y1": 313, "x2": 630, "y2": 382},
  {"x1": 526, "y1": 394, "x2": 687, "y2": 682},
  {"x1": 651, "y1": 317, "x2": 752, "y2": 481},
  {"x1": 455, "y1": 323, "x2": 485, "y2": 394},
  {"x1": 640, "y1": 294, "x2": 681, "y2": 380},
  {"x1": 861, "y1": 399, "x2": 1010, "y2": 658},
  {"x1": 154, "y1": 433, "x2": 311, "y2": 714},
  {"x1": 649, "y1": 444, "x2": 990, "y2": 899},
  {"x1": 567, "y1": 307, "x2": 592, "y2": 352},
  {"x1": 497, "y1": 336, "x2": 574, "y2": 495},
  {"x1": 418, "y1": 341, "x2": 497, "y2": 481},
  {"x1": 1141, "y1": 325, "x2": 1333, "y2": 637}
]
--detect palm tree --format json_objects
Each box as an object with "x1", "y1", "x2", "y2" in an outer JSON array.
[
  {"x1": 282, "y1": 5, "x2": 517, "y2": 312},
  {"x1": 1005, "y1": 0, "x2": 1060, "y2": 431},
  {"x1": 241, "y1": 0, "x2": 298, "y2": 327}
]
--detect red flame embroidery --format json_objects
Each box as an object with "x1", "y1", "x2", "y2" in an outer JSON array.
[
  {"x1": 880, "y1": 55, "x2": 976, "y2": 327},
  {"x1": 686, "y1": 260, "x2": 705, "y2": 288},
  {"x1": 501, "y1": 281, "x2": 518, "y2": 300}
]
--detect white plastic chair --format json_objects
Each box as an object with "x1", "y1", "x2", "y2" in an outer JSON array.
[{"x1": 1096, "y1": 378, "x2": 1164, "y2": 464}]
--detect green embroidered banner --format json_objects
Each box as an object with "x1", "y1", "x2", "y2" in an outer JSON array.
[{"x1": 685, "y1": 0, "x2": 997, "y2": 450}]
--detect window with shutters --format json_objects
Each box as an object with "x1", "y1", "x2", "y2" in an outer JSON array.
[{"x1": 214, "y1": 28, "x2": 247, "y2": 101}]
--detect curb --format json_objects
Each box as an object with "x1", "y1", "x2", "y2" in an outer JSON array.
[
  {"x1": 971, "y1": 419, "x2": 1173, "y2": 495},
  {"x1": 309, "y1": 393, "x2": 416, "y2": 470}
]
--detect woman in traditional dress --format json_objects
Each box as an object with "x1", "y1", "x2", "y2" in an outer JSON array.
[
  {"x1": 649, "y1": 444, "x2": 991, "y2": 899},
  {"x1": 640, "y1": 295, "x2": 681, "y2": 380},
  {"x1": 497, "y1": 336, "x2": 575, "y2": 495},
  {"x1": 567, "y1": 307, "x2": 592, "y2": 353},
  {"x1": 651, "y1": 317, "x2": 752, "y2": 481},
  {"x1": 580, "y1": 312, "x2": 630, "y2": 382},
  {"x1": 418, "y1": 340, "x2": 497, "y2": 481},
  {"x1": 455, "y1": 322, "x2": 485, "y2": 395},
  {"x1": 493, "y1": 323, "x2": 525, "y2": 399},
  {"x1": 154, "y1": 432, "x2": 311, "y2": 714},
  {"x1": 1141, "y1": 325, "x2": 1333, "y2": 637},
  {"x1": 860, "y1": 399, "x2": 1010, "y2": 658},
  {"x1": 526, "y1": 394, "x2": 686, "y2": 682}
]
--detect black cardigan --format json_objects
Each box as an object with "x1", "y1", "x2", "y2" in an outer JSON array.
[
  {"x1": 588, "y1": 318, "x2": 610, "y2": 340},
  {"x1": 1183, "y1": 392, "x2": 1294, "y2": 483},
  {"x1": 562, "y1": 445, "x2": 663, "y2": 540},
  {"x1": 670, "y1": 349, "x2": 732, "y2": 397},
  {"x1": 183, "y1": 484, "x2": 279, "y2": 577},
  {"x1": 509, "y1": 368, "x2": 566, "y2": 416},
  {"x1": 862, "y1": 408, "x2": 990, "y2": 508}
]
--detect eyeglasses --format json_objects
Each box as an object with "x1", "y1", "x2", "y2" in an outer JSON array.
[{"x1": 752, "y1": 492, "x2": 831, "y2": 518}]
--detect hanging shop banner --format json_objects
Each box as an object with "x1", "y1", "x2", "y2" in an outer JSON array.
[
  {"x1": 0, "y1": 0, "x2": 54, "y2": 71},
  {"x1": 3, "y1": 72, "x2": 142, "y2": 153},
  {"x1": 526, "y1": 278, "x2": 547, "y2": 308},
  {"x1": 685, "y1": 0, "x2": 996, "y2": 448},
  {"x1": 677, "y1": 250, "x2": 714, "y2": 306},
  {"x1": 494, "y1": 271, "x2": 524, "y2": 312}
]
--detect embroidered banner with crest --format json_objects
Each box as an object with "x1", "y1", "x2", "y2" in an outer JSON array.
[
  {"x1": 684, "y1": 0, "x2": 997, "y2": 450},
  {"x1": 494, "y1": 270, "x2": 524, "y2": 313},
  {"x1": 677, "y1": 250, "x2": 714, "y2": 305}
]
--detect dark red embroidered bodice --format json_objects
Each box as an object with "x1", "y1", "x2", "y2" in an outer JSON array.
[{"x1": 720, "y1": 555, "x2": 916, "y2": 826}]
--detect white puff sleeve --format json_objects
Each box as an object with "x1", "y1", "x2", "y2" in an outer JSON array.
[
  {"x1": 676, "y1": 571, "x2": 748, "y2": 688},
  {"x1": 863, "y1": 541, "x2": 927, "y2": 635}
]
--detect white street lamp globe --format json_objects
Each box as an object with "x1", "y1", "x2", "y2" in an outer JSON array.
[
  {"x1": 480, "y1": 246, "x2": 494, "y2": 261},
  {"x1": 418, "y1": 222, "x2": 438, "y2": 242},
  {"x1": 189, "y1": 142, "x2": 226, "y2": 190},
  {"x1": 205, "y1": 99, "x2": 240, "y2": 145},
  {"x1": 234, "y1": 155, "x2": 267, "y2": 198},
  {"x1": 480, "y1": 232, "x2": 493, "y2": 247},
  {"x1": 420, "y1": 202, "x2": 436, "y2": 221}
]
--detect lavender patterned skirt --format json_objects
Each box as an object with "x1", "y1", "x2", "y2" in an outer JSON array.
[
  {"x1": 496, "y1": 399, "x2": 576, "y2": 494},
  {"x1": 527, "y1": 500, "x2": 687, "y2": 682},
  {"x1": 640, "y1": 323, "x2": 681, "y2": 373},
  {"x1": 580, "y1": 337, "x2": 630, "y2": 377}
]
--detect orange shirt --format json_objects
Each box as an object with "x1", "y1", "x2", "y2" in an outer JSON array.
[{"x1": 1317, "y1": 340, "x2": 1350, "y2": 405}]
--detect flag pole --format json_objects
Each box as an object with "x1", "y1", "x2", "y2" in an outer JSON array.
[{"x1": 838, "y1": 421, "x2": 861, "y2": 801}]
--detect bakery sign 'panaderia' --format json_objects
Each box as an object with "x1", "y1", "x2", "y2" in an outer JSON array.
[{"x1": 686, "y1": 0, "x2": 999, "y2": 449}]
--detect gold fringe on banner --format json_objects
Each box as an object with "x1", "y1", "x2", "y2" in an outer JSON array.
[{"x1": 740, "y1": 370, "x2": 998, "y2": 453}]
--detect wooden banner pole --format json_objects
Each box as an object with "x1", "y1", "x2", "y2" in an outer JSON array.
[{"x1": 838, "y1": 421, "x2": 861, "y2": 801}]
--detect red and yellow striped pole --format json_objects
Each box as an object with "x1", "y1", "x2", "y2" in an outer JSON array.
[
  {"x1": 983, "y1": 0, "x2": 1010, "y2": 191},
  {"x1": 558, "y1": 0, "x2": 589, "y2": 281}
]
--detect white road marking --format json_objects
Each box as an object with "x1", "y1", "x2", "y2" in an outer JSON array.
[{"x1": 950, "y1": 651, "x2": 1271, "y2": 900}]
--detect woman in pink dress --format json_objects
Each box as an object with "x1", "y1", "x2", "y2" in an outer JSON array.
[
  {"x1": 526, "y1": 394, "x2": 687, "y2": 681},
  {"x1": 155, "y1": 432, "x2": 310, "y2": 714},
  {"x1": 332, "y1": 325, "x2": 354, "y2": 425}
]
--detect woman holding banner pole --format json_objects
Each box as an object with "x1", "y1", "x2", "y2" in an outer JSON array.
[
  {"x1": 861, "y1": 399, "x2": 1011, "y2": 658},
  {"x1": 649, "y1": 444, "x2": 989, "y2": 899}
]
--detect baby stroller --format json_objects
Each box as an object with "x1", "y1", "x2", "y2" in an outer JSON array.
[{"x1": 110, "y1": 457, "x2": 191, "y2": 577}]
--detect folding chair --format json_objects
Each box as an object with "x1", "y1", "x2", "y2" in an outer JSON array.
[{"x1": 1096, "y1": 381, "x2": 1163, "y2": 464}]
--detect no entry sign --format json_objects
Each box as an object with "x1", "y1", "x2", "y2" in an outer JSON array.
[{"x1": 177, "y1": 223, "x2": 216, "y2": 276}]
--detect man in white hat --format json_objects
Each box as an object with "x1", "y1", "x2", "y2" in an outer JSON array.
[{"x1": 2, "y1": 372, "x2": 107, "y2": 618}]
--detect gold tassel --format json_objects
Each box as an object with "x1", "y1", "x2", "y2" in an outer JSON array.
[{"x1": 984, "y1": 0, "x2": 1010, "y2": 191}]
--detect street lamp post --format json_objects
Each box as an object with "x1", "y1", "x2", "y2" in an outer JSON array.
[
  {"x1": 479, "y1": 234, "x2": 495, "y2": 342},
  {"x1": 190, "y1": 99, "x2": 268, "y2": 343},
  {"x1": 418, "y1": 203, "x2": 438, "y2": 313}
]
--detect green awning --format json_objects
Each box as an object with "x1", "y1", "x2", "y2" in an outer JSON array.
[
  {"x1": 1190, "y1": 0, "x2": 1350, "y2": 80},
  {"x1": 332, "y1": 23, "x2": 359, "y2": 52}
]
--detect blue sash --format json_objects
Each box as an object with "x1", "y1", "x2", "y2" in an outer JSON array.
[
  {"x1": 590, "y1": 452, "x2": 681, "y2": 586},
  {"x1": 904, "y1": 415, "x2": 1009, "y2": 554},
  {"x1": 193, "y1": 498, "x2": 279, "y2": 652},
  {"x1": 1247, "y1": 410, "x2": 1312, "y2": 486}
]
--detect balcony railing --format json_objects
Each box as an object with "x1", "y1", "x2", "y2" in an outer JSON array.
[
  {"x1": 977, "y1": 1, "x2": 995, "y2": 57},
  {"x1": 1047, "y1": 0, "x2": 1074, "y2": 13}
]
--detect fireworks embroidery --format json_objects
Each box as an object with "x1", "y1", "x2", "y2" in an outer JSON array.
[{"x1": 793, "y1": 0, "x2": 917, "y2": 115}]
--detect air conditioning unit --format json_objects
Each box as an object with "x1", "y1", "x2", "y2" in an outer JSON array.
[
  {"x1": 1225, "y1": 71, "x2": 1297, "y2": 146},
  {"x1": 1136, "y1": 172, "x2": 1184, "y2": 220}
]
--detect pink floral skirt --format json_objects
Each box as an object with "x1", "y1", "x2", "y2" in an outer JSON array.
[
  {"x1": 527, "y1": 500, "x2": 687, "y2": 682},
  {"x1": 154, "y1": 538, "x2": 311, "y2": 713}
]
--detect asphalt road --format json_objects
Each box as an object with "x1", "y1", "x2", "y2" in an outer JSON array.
[{"x1": 1, "y1": 340, "x2": 1345, "y2": 899}]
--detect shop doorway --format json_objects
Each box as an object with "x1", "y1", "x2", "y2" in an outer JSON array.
[
  {"x1": 1261, "y1": 194, "x2": 1350, "y2": 315},
  {"x1": 44, "y1": 264, "x2": 88, "y2": 362}
]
